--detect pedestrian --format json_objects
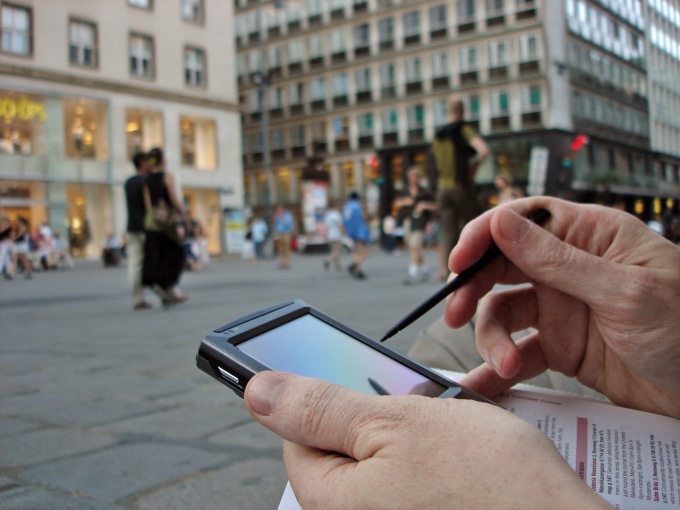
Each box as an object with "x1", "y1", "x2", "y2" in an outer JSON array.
[
  {"x1": 393, "y1": 167, "x2": 437, "y2": 284},
  {"x1": 11, "y1": 216, "x2": 33, "y2": 279},
  {"x1": 381, "y1": 212, "x2": 396, "y2": 254},
  {"x1": 242, "y1": 219, "x2": 255, "y2": 263},
  {"x1": 323, "y1": 207, "x2": 344, "y2": 272},
  {"x1": 343, "y1": 191, "x2": 370, "y2": 279},
  {"x1": 242, "y1": 197, "x2": 680, "y2": 510},
  {"x1": 251, "y1": 215, "x2": 268, "y2": 260},
  {"x1": 494, "y1": 172, "x2": 524, "y2": 205},
  {"x1": 0, "y1": 214, "x2": 14, "y2": 280},
  {"x1": 432, "y1": 97, "x2": 489, "y2": 281},
  {"x1": 274, "y1": 206, "x2": 294, "y2": 269},
  {"x1": 142, "y1": 147, "x2": 188, "y2": 306},
  {"x1": 124, "y1": 152, "x2": 152, "y2": 310}
]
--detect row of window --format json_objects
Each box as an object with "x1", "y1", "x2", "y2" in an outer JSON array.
[
  {"x1": 236, "y1": 0, "x2": 539, "y2": 44},
  {"x1": 572, "y1": 89, "x2": 649, "y2": 136},
  {"x1": 239, "y1": 30, "x2": 542, "y2": 81},
  {"x1": 0, "y1": 90, "x2": 217, "y2": 169},
  {"x1": 0, "y1": 3, "x2": 208, "y2": 88},
  {"x1": 130, "y1": 0, "x2": 205, "y2": 23},
  {"x1": 243, "y1": 85, "x2": 543, "y2": 157},
  {"x1": 566, "y1": 0, "x2": 645, "y2": 65},
  {"x1": 648, "y1": 0, "x2": 680, "y2": 28}
]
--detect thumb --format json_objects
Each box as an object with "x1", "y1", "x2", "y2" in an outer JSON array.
[
  {"x1": 244, "y1": 371, "x2": 382, "y2": 458},
  {"x1": 492, "y1": 208, "x2": 614, "y2": 306}
]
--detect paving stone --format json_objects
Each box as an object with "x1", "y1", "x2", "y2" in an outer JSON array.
[
  {"x1": 134, "y1": 458, "x2": 288, "y2": 510},
  {"x1": 99, "y1": 404, "x2": 252, "y2": 441},
  {"x1": 0, "y1": 416, "x2": 42, "y2": 436},
  {"x1": 19, "y1": 442, "x2": 231, "y2": 502},
  {"x1": 0, "y1": 427, "x2": 115, "y2": 468},
  {"x1": 208, "y1": 421, "x2": 282, "y2": 451},
  {"x1": 0, "y1": 485, "x2": 127, "y2": 510}
]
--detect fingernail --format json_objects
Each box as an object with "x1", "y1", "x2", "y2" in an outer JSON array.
[
  {"x1": 491, "y1": 345, "x2": 506, "y2": 372},
  {"x1": 247, "y1": 372, "x2": 288, "y2": 416},
  {"x1": 499, "y1": 210, "x2": 531, "y2": 244}
]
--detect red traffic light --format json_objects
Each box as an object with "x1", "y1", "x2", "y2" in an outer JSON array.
[{"x1": 570, "y1": 134, "x2": 589, "y2": 152}]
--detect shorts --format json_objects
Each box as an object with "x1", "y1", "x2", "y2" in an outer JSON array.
[{"x1": 406, "y1": 230, "x2": 425, "y2": 250}]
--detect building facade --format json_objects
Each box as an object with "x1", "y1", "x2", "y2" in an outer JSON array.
[
  {"x1": 235, "y1": 0, "x2": 680, "y2": 227},
  {"x1": 0, "y1": 0, "x2": 243, "y2": 258}
]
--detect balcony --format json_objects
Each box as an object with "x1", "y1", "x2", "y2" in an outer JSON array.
[
  {"x1": 358, "y1": 135, "x2": 374, "y2": 149},
  {"x1": 334, "y1": 139, "x2": 351, "y2": 152},
  {"x1": 309, "y1": 56, "x2": 324, "y2": 70},
  {"x1": 353, "y1": 1, "x2": 368, "y2": 14},
  {"x1": 379, "y1": 40, "x2": 394, "y2": 52},
  {"x1": 330, "y1": 8, "x2": 345, "y2": 20},
  {"x1": 486, "y1": 12, "x2": 505, "y2": 28},
  {"x1": 406, "y1": 81, "x2": 423, "y2": 95},
  {"x1": 288, "y1": 62, "x2": 303, "y2": 75},
  {"x1": 291, "y1": 146, "x2": 306, "y2": 159},
  {"x1": 354, "y1": 45, "x2": 370, "y2": 59},
  {"x1": 271, "y1": 149, "x2": 286, "y2": 161},
  {"x1": 308, "y1": 14, "x2": 323, "y2": 27},
  {"x1": 381, "y1": 86, "x2": 397, "y2": 100},
  {"x1": 311, "y1": 100, "x2": 326, "y2": 112},
  {"x1": 403, "y1": 34, "x2": 421, "y2": 46},
  {"x1": 460, "y1": 71, "x2": 478, "y2": 86},
  {"x1": 516, "y1": 1, "x2": 537, "y2": 21},
  {"x1": 382, "y1": 132, "x2": 399, "y2": 146},
  {"x1": 432, "y1": 76, "x2": 450, "y2": 90},
  {"x1": 457, "y1": 21, "x2": 475, "y2": 34},
  {"x1": 333, "y1": 95, "x2": 349, "y2": 108},
  {"x1": 268, "y1": 26, "x2": 281, "y2": 38},
  {"x1": 331, "y1": 51, "x2": 347, "y2": 64},
  {"x1": 287, "y1": 20, "x2": 301, "y2": 33},
  {"x1": 491, "y1": 115, "x2": 511, "y2": 132},
  {"x1": 356, "y1": 90, "x2": 372, "y2": 104},
  {"x1": 408, "y1": 128, "x2": 424, "y2": 143},
  {"x1": 488, "y1": 65, "x2": 508, "y2": 82},
  {"x1": 430, "y1": 28, "x2": 447, "y2": 41},
  {"x1": 290, "y1": 104, "x2": 305, "y2": 116},
  {"x1": 519, "y1": 60, "x2": 540, "y2": 76},
  {"x1": 269, "y1": 107, "x2": 284, "y2": 120},
  {"x1": 521, "y1": 111, "x2": 542, "y2": 128}
]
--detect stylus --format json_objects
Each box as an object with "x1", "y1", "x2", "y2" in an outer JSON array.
[{"x1": 379, "y1": 208, "x2": 551, "y2": 343}]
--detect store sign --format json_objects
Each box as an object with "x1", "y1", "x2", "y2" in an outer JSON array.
[{"x1": 0, "y1": 96, "x2": 47, "y2": 122}]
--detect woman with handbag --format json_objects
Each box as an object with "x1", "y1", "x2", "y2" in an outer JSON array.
[{"x1": 142, "y1": 148, "x2": 189, "y2": 306}]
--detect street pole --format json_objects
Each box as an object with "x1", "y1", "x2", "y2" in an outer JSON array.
[{"x1": 258, "y1": 0, "x2": 273, "y2": 250}]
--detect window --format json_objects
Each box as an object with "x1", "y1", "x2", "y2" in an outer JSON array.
[
  {"x1": 69, "y1": 19, "x2": 97, "y2": 67},
  {"x1": 491, "y1": 90, "x2": 509, "y2": 115},
  {"x1": 358, "y1": 113, "x2": 374, "y2": 136},
  {"x1": 0, "y1": 89, "x2": 45, "y2": 155},
  {"x1": 518, "y1": 33, "x2": 540, "y2": 61},
  {"x1": 460, "y1": 45, "x2": 477, "y2": 70},
  {"x1": 486, "y1": 0, "x2": 504, "y2": 17},
  {"x1": 332, "y1": 116, "x2": 349, "y2": 140},
  {"x1": 289, "y1": 82, "x2": 304, "y2": 105},
  {"x1": 378, "y1": 17, "x2": 394, "y2": 46},
  {"x1": 125, "y1": 109, "x2": 163, "y2": 160},
  {"x1": 184, "y1": 46, "x2": 206, "y2": 87},
  {"x1": 468, "y1": 94, "x2": 480, "y2": 119},
  {"x1": 248, "y1": 90, "x2": 261, "y2": 113},
  {"x1": 488, "y1": 40, "x2": 508, "y2": 67},
  {"x1": 333, "y1": 73, "x2": 349, "y2": 97},
  {"x1": 380, "y1": 62, "x2": 396, "y2": 97},
  {"x1": 269, "y1": 86, "x2": 284, "y2": 110},
  {"x1": 128, "y1": 0, "x2": 152, "y2": 9},
  {"x1": 182, "y1": 0, "x2": 204, "y2": 23},
  {"x1": 287, "y1": 39, "x2": 303, "y2": 64},
  {"x1": 407, "y1": 104, "x2": 424, "y2": 129},
  {"x1": 382, "y1": 108, "x2": 398, "y2": 133},
  {"x1": 432, "y1": 51, "x2": 449, "y2": 77},
  {"x1": 129, "y1": 33, "x2": 154, "y2": 79},
  {"x1": 405, "y1": 57, "x2": 422, "y2": 83},
  {"x1": 354, "y1": 23, "x2": 370, "y2": 49},
  {"x1": 64, "y1": 97, "x2": 109, "y2": 160},
  {"x1": 457, "y1": 0, "x2": 475, "y2": 22},
  {"x1": 430, "y1": 5, "x2": 447, "y2": 31},
  {"x1": 1, "y1": 3, "x2": 31, "y2": 56},
  {"x1": 311, "y1": 78, "x2": 326, "y2": 101},
  {"x1": 290, "y1": 125, "x2": 305, "y2": 147},
  {"x1": 308, "y1": 34, "x2": 324, "y2": 59},
  {"x1": 356, "y1": 67, "x2": 371, "y2": 92},
  {"x1": 330, "y1": 29, "x2": 347, "y2": 54},
  {"x1": 521, "y1": 84, "x2": 541, "y2": 111},
  {"x1": 433, "y1": 99, "x2": 447, "y2": 126},
  {"x1": 180, "y1": 116, "x2": 217, "y2": 169},
  {"x1": 403, "y1": 11, "x2": 421, "y2": 39}
]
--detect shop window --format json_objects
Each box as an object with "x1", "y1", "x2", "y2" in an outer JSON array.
[
  {"x1": 0, "y1": 90, "x2": 46, "y2": 155},
  {"x1": 129, "y1": 33, "x2": 154, "y2": 80},
  {"x1": 180, "y1": 116, "x2": 216, "y2": 169},
  {"x1": 63, "y1": 97, "x2": 109, "y2": 160},
  {"x1": 125, "y1": 109, "x2": 163, "y2": 160},
  {"x1": 184, "y1": 46, "x2": 207, "y2": 88},
  {"x1": 182, "y1": 0, "x2": 204, "y2": 23},
  {"x1": 69, "y1": 19, "x2": 98, "y2": 68},
  {"x1": 1, "y1": 3, "x2": 32, "y2": 56}
]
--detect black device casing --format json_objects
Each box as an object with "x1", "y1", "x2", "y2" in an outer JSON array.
[{"x1": 196, "y1": 299, "x2": 494, "y2": 404}]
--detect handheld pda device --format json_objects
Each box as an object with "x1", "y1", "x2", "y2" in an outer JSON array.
[{"x1": 196, "y1": 300, "x2": 493, "y2": 403}]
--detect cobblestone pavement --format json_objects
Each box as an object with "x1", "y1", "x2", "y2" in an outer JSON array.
[{"x1": 0, "y1": 248, "x2": 447, "y2": 509}]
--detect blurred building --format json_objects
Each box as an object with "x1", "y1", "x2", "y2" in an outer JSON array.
[
  {"x1": 235, "y1": 0, "x2": 680, "y2": 224},
  {"x1": 0, "y1": 0, "x2": 243, "y2": 258}
]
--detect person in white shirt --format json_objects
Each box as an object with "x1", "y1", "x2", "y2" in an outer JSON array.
[{"x1": 323, "y1": 208, "x2": 344, "y2": 272}]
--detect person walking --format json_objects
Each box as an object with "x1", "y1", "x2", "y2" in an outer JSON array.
[
  {"x1": 142, "y1": 148, "x2": 188, "y2": 306},
  {"x1": 124, "y1": 152, "x2": 152, "y2": 310},
  {"x1": 323, "y1": 207, "x2": 344, "y2": 272},
  {"x1": 0, "y1": 214, "x2": 14, "y2": 280},
  {"x1": 250, "y1": 215, "x2": 268, "y2": 261},
  {"x1": 393, "y1": 167, "x2": 436, "y2": 284},
  {"x1": 274, "y1": 206, "x2": 294, "y2": 269},
  {"x1": 343, "y1": 191, "x2": 370, "y2": 279},
  {"x1": 494, "y1": 172, "x2": 524, "y2": 205},
  {"x1": 432, "y1": 97, "x2": 489, "y2": 281}
]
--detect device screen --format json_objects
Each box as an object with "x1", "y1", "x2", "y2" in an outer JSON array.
[{"x1": 236, "y1": 314, "x2": 447, "y2": 397}]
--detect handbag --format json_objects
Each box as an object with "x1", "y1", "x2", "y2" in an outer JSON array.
[{"x1": 153, "y1": 200, "x2": 180, "y2": 233}]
